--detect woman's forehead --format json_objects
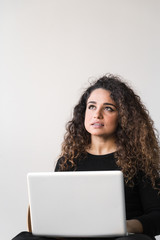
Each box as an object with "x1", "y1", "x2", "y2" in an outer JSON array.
[{"x1": 87, "y1": 88, "x2": 114, "y2": 103}]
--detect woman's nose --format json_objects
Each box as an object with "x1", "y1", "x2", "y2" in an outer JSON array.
[{"x1": 94, "y1": 108, "x2": 103, "y2": 119}]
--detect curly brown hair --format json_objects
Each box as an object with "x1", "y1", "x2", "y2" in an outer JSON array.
[{"x1": 58, "y1": 74, "x2": 160, "y2": 189}]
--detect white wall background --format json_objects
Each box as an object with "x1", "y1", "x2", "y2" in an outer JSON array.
[{"x1": 0, "y1": 0, "x2": 160, "y2": 239}]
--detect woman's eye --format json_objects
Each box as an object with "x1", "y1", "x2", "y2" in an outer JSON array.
[
  {"x1": 105, "y1": 106, "x2": 114, "y2": 112},
  {"x1": 88, "y1": 105, "x2": 96, "y2": 110}
]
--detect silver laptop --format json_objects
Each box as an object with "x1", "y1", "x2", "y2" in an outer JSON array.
[{"x1": 27, "y1": 171, "x2": 127, "y2": 238}]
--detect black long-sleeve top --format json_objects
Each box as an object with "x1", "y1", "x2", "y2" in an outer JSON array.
[{"x1": 55, "y1": 152, "x2": 160, "y2": 238}]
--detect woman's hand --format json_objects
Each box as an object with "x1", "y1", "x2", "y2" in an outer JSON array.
[
  {"x1": 126, "y1": 219, "x2": 143, "y2": 233},
  {"x1": 28, "y1": 206, "x2": 32, "y2": 232}
]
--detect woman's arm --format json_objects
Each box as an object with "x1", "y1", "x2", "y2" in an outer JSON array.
[
  {"x1": 126, "y1": 219, "x2": 143, "y2": 233},
  {"x1": 132, "y1": 173, "x2": 160, "y2": 236},
  {"x1": 28, "y1": 206, "x2": 32, "y2": 232}
]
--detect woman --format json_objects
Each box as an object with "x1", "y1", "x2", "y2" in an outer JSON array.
[
  {"x1": 13, "y1": 74, "x2": 160, "y2": 240},
  {"x1": 55, "y1": 74, "x2": 160, "y2": 240}
]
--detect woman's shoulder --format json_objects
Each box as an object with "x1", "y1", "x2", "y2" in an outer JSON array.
[
  {"x1": 54, "y1": 156, "x2": 65, "y2": 172},
  {"x1": 54, "y1": 155, "x2": 81, "y2": 172}
]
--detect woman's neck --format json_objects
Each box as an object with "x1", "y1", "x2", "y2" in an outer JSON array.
[{"x1": 86, "y1": 135, "x2": 117, "y2": 155}]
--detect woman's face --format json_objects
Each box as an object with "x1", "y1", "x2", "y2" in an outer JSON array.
[{"x1": 84, "y1": 88, "x2": 118, "y2": 139}]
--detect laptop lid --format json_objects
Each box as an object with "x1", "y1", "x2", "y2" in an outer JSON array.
[{"x1": 27, "y1": 171, "x2": 127, "y2": 238}]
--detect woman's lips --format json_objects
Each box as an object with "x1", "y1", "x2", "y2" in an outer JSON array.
[{"x1": 91, "y1": 122, "x2": 104, "y2": 127}]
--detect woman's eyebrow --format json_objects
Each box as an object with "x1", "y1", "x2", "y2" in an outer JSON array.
[
  {"x1": 87, "y1": 101, "x2": 96, "y2": 104},
  {"x1": 103, "y1": 103, "x2": 117, "y2": 109}
]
